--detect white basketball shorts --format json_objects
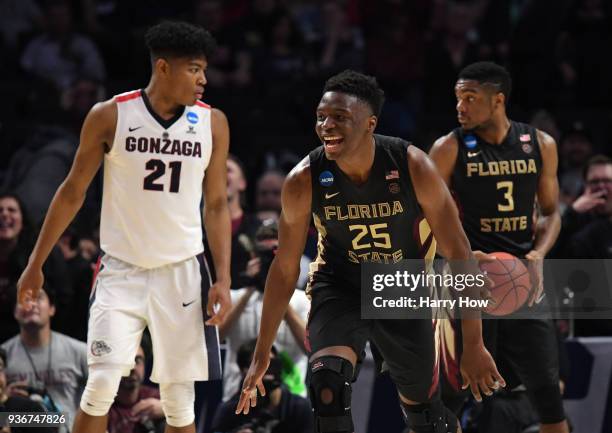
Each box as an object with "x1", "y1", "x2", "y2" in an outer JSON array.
[{"x1": 87, "y1": 253, "x2": 221, "y2": 383}]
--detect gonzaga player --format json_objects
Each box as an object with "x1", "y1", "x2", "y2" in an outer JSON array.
[{"x1": 17, "y1": 21, "x2": 231, "y2": 433}]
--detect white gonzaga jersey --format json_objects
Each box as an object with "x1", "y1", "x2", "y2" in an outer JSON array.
[{"x1": 100, "y1": 89, "x2": 213, "y2": 268}]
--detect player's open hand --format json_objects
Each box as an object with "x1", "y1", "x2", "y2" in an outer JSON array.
[
  {"x1": 235, "y1": 354, "x2": 269, "y2": 415},
  {"x1": 460, "y1": 343, "x2": 506, "y2": 402},
  {"x1": 525, "y1": 250, "x2": 544, "y2": 307},
  {"x1": 16, "y1": 265, "x2": 44, "y2": 311},
  {"x1": 205, "y1": 280, "x2": 231, "y2": 326}
]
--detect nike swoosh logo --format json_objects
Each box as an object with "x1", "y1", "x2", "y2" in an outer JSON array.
[
  {"x1": 325, "y1": 192, "x2": 340, "y2": 199},
  {"x1": 467, "y1": 151, "x2": 481, "y2": 157},
  {"x1": 182, "y1": 300, "x2": 196, "y2": 307},
  {"x1": 128, "y1": 126, "x2": 143, "y2": 132}
]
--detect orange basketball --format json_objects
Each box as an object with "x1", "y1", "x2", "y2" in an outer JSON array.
[{"x1": 478, "y1": 252, "x2": 532, "y2": 316}]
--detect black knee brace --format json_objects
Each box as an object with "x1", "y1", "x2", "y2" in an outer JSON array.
[
  {"x1": 308, "y1": 356, "x2": 354, "y2": 433},
  {"x1": 400, "y1": 400, "x2": 458, "y2": 433}
]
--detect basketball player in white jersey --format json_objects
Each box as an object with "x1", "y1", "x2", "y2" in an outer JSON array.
[{"x1": 16, "y1": 21, "x2": 231, "y2": 433}]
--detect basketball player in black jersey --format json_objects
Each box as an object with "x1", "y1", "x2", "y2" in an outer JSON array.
[
  {"x1": 429, "y1": 62, "x2": 568, "y2": 433},
  {"x1": 236, "y1": 70, "x2": 504, "y2": 433}
]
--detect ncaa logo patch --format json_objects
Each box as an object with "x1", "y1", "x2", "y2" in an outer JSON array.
[
  {"x1": 186, "y1": 111, "x2": 199, "y2": 124},
  {"x1": 464, "y1": 135, "x2": 478, "y2": 149},
  {"x1": 319, "y1": 170, "x2": 334, "y2": 187}
]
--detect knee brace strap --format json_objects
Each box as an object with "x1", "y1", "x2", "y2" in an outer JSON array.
[
  {"x1": 400, "y1": 400, "x2": 458, "y2": 433},
  {"x1": 308, "y1": 356, "x2": 354, "y2": 432}
]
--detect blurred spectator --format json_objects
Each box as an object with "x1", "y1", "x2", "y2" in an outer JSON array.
[
  {"x1": 20, "y1": 0, "x2": 106, "y2": 92},
  {"x1": 227, "y1": 154, "x2": 262, "y2": 289},
  {"x1": 108, "y1": 335, "x2": 164, "y2": 433},
  {"x1": 553, "y1": 154, "x2": 611, "y2": 257},
  {"x1": 0, "y1": 347, "x2": 56, "y2": 433},
  {"x1": 55, "y1": 227, "x2": 93, "y2": 342},
  {"x1": 509, "y1": 0, "x2": 572, "y2": 108},
  {"x1": 311, "y1": 1, "x2": 363, "y2": 75},
  {"x1": 557, "y1": 0, "x2": 612, "y2": 106},
  {"x1": 558, "y1": 122, "x2": 595, "y2": 207},
  {"x1": 476, "y1": 0, "x2": 511, "y2": 65},
  {"x1": 252, "y1": 11, "x2": 307, "y2": 90},
  {"x1": 211, "y1": 340, "x2": 313, "y2": 433},
  {"x1": 563, "y1": 155, "x2": 612, "y2": 258},
  {"x1": 218, "y1": 220, "x2": 309, "y2": 401},
  {"x1": 0, "y1": 193, "x2": 32, "y2": 343},
  {"x1": 0, "y1": 194, "x2": 69, "y2": 344},
  {"x1": 254, "y1": 170, "x2": 285, "y2": 221},
  {"x1": 1, "y1": 288, "x2": 87, "y2": 433},
  {"x1": 0, "y1": 0, "x2": 42, "y2": 49},
  {"x1": 3, "y1": 77, "x2": 104, "y2": 227},
  {"x1": 424, "y1": 0, "x2": 482, "y2": 114},
  {"x1": 194, "y1": 0, "x2": 253, "y2": 89},
  {"x1": 529, "y1": 109, "x2": 561, "y2": 144}
]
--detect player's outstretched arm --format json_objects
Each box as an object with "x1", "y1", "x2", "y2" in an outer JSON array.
[
  {"x1": 17, "y1": 100, "x2": 115, "y2": 307},
  {"x1": 526, "y1": 130, "x2": 561, "y2": 306},
  {"x1": 408, "y1": 146, "x2": 505, "y2": 401},
  {"x1": 236, "y1": 157, "x2": 312, "y2": 415},
  {"x1": 203, "y1": 108, "x2": 232, "y2": 325}
]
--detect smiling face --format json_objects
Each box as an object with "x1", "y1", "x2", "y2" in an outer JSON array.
[
  {"x1": 315, "y1": 91, "x2": 376, "y2": 161},
  {"x1": 0, "y1": 197, "x2": 23, "y2": 242},
  {"x1": 158, "y1": 56, "x2": 208, "y2": 106},
  {"x1": 455, "y1": 79, "x2": 505, "y2": 131}
]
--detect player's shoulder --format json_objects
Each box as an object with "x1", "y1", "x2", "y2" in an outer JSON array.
[
  {"x1": 85, "y1": 96, "x2": 118, "y2": 133},
  {"x1": 285, "y1": 156, "x2": 311, "y2": 193},
  {"x1": 430, "y1": 131, "x2": 460, "y2": 154},
  {"x1": 533, "y1": 127, "x2": 557, "y2": 148}
]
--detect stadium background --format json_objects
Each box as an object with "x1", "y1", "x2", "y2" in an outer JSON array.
[{"x1": 0, "y1": 0, "x2": 611, "y2": 432}]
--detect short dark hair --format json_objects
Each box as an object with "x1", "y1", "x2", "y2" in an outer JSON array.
[
  {"x1": 583, "y1": 154, "x2": 612, "y2": 180},
  {"x1": 323, "y1": 70, "x2": 385, "y2": 117},
  {"x1": 458, "y1": 61, "x2": 512, "y2": 103},
  {"x1": 145, "y1": 21, "x2": 216, "y2": 61}
]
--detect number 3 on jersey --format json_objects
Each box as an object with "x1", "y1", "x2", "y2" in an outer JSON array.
[{"x1": 143, "y1": 159, "x2": 182, "y2": 193}]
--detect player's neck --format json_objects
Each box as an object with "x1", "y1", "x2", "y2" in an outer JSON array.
[
  {"x1": 144, "y1": 82, "x2": 183, "y2": 120},
  {"x1": 20, "y1": 326, "x2": 51, "y2": 348},
  {"x1": 475, "y1": 116, "x2": 511, "y2": 145},
  {"x1": 336, "y1": 136, "x2": 376, "y2": 184}
]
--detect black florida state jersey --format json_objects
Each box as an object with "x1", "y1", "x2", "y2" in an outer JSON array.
[
  {"x1": 451, "y1": 121, "x2": 542, "y2": 257},
  {"x1": 307, "y1": 134, "x2": 436, "y2": 291}
]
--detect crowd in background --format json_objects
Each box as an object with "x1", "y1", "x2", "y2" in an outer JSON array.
[{"x1": 1, "y1": 0, "x2": 612, "y2": 432}]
